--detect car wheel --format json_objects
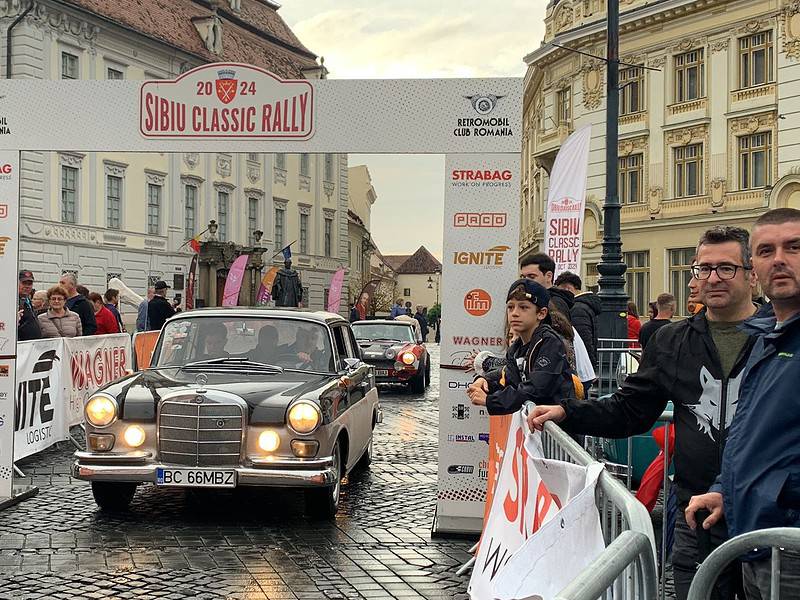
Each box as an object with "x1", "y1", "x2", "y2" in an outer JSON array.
[
  {"x1": 305, "y1": 440, "x2": 342, "y2": 519},
  {"x1": 356, "y1": 431, "x2": 373, "y2": 471},
  {"x1": 91, "y1": 482, "x2": 137, "y2": 512}
]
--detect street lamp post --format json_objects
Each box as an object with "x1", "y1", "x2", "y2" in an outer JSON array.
[{"x1": 596, "y1": 0, "x2": 629, "y2": 339}]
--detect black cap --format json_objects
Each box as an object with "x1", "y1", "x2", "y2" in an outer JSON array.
[
  {"x1": 506, "y1": 278, "x2": 550, "y2": 307},
  {"x1": 154, "y1": 280, "x2": 170, "y2": 290},
  {"x1": 18, "y1": 270, "x2": 34, "y2": 282}
]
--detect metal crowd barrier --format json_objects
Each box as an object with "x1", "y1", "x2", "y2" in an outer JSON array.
[
  {"x1": 687, "y1": 528, "x2": 800, "y2": 600},
  {"x1": 542, "y1": 421, "x2": 658, "y2": 599}
]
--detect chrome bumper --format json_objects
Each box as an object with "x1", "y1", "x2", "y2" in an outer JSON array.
[{"x1": 72, "y1": 452, "x2": 337, "y2": 488}]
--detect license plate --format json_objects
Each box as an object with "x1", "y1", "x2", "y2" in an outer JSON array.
[
  {"x1": 156, "y1": 468, "x2": 236, "y2": 488},
  {"x1": 376, "y1": 369, "x2": 389, "y2": 377}
]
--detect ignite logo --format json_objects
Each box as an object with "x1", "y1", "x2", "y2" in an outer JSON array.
[
  {"x1": 464, "y1": 289, "x2": 492, "y2": 317},
  {"x1": 453, "y1": 245, "x2": 510, "y2": 267},
  {"x1": 0, "y1": 236, "x2": 11, "y2": 256}
]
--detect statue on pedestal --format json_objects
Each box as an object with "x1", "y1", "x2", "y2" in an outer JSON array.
[{"x1": 271, "y1": 259, "x2": 303, "y2": 307}]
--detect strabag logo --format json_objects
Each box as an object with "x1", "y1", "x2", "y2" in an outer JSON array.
[
  {"x1": 140, "y1": 63, "x2": 314, "y2": 139},
  {"x1": 0, "y1": 163, "x2": 13, "y2": 180},
  {"x1": 451, "y1": 169, "x2": 513, "y2": 188},
  {"x1": 453, "y1": 245, "x2": 510, "y2": 267},
  {"x1": 454, "y1": 212, "x2": 507, "y2": 228},
  {"x1": 464, "y1": 289, "x2": 492, "y2": 316}
]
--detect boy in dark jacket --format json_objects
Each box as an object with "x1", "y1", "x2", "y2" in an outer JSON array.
[
  {"x1": 467, "y1": 279, "x2": 575, "y2": 415},
  {"x1": 555, "y1": 271, "x2": 601, "y2": 367}
]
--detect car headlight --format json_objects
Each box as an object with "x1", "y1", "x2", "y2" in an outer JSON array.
[
  {"x1": 85, "y1": 395, "x2": 118, "y2": 427},
  {"x1": 287, "y1": 401, "x2": 321, "y2": 434},
  {"x1": 258, "y1": 430, "x2": 281, "y2": 452},
  {"x1": 123, "y1": 425, "x2": 146, "y2": 448},
  {"x1": 385, "y1": 348, "x2": 397, "y2": 360},
  {"x1": 401, "y1": 352, "x2": 416, "y2": 365}
]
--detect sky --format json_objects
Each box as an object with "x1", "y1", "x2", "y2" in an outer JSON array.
[{"x1": 278, "y1": 1, "x2": 547, "y2": 258}]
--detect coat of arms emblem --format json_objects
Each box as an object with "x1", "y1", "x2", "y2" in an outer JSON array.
[{"x1": 215, "y1": 69, "x2": 238, "y2": 104}]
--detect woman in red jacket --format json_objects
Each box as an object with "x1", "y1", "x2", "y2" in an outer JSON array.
[
  {"x1": 89, "y1": 292, "x2": 120, "y2": 335},
  {"x1": 627, "y1": 301, "x2": 641, "y2": 348}
]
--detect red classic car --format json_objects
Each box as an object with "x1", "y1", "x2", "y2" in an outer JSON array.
[{"x1": 351, "y1": 319, "x2": 431, "y2": 393}]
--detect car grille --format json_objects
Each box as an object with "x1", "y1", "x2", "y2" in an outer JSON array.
[{"x1": 158, "y1": 399, "x2": 244, "y2": 467}]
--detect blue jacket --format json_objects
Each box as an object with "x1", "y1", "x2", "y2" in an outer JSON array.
[
  {"x1": 713, "y1": 307, "x2": 800, "y2": 558},
  {"x1": 389, "y1": 304, "x2": 405, "y2": 319},
  {"x1": 136, "y1": 300, "x2": 149, "y2": 332}
]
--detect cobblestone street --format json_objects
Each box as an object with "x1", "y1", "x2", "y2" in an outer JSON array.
[{"x1": 0, "y1": 345, "x2": 477, "y2": 600}]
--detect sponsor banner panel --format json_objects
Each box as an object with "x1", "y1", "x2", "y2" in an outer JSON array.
[
  {"x1": 438, "y1": 153, "x2": 520, "y2": 532},
  {"x1": 0, "y1": 71, "x2": 521, "y2": 154},
  {"x1": 14, "y1": 340, "x2": 68, "y2": 460},
  {"x1": 64, "y1": 334, "x2": 132, "y2": 427},
  {"x1": 0, "y1": 151, "x2": 18, "y2": 497}
]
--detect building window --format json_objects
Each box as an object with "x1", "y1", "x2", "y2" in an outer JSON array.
[
  {"x1": 107, "y1": 67, "x2": 124, "y2": 80},
  {"x1": 61, "y1": 52, "x2": 78, "y2": 79},
  {"x1": 106, "y1": 175, "x2": 122, "y2": 229},
  {"x1": 739, "y1": 31, "x2": 774, "y2": 88},
  {"x1": 618, "y1": 154, "x2": 644, "y2": 204},
  {"x1": 217, "y1": 191, "x2": 228, "y2": 242},
  {"x1": 739, "y1": 132, "x2": 772, "y2": 190},
  {"x1": 346, "y1": 241, "x2": 352, "y2": 266},
  {"x1": 247, "y1": 153, "x2": 259, "y2": 162},
  {"x1": 248, "y1": 197, "x2": 258, "y2": 244},
  {"x1": 61, "y1": 165, "x2": 78, "y2": 223},
  {"x1": 299, "y1": 213, "x2": 309, "y2": 254},
  {"x1": 620, "y1": 67, "x2": 644, "y2": 115},
  {"x1": 324, "y1": 154, "x2": 334, "y2": 181},
  {"x1": 403, "y1": 288, "x2": 411, "y2": 297},
  {"x1": 674, "y1": 143, "x2": 703, "y2": 198},
  {"x1": 147, "y1": 184, "x2": 161, "y2": 235},
  {"x1": 300, "y1": 153, "x2": 310, "y2": 176},
  {"x1": 274, "y1": 206, "x2": 285, "y2": 250},
  {"x1": 624, "y1": 251, "x2": 650, "y2": 315},
  {"x1": 275, "y1": 153, "x2": 286, "y2": 169},
  {"x1": 669, "y1": 248, "x2": 695, "y2": 316},
  {"x1": 674, "y1": 49, "x2": 705, "y2": 103},
  {"x1": 324, "y1": 217, "x2": 333, "y2": 257},
  {"x1": 585, "y1": 262, "x2": 599, "y2": 293},
  {"x1": 184, "y1": 185, "x2": 197, "y2": 240},
  {"x1": 556, "y1": 88, "x2": 571, "y2": 124}
]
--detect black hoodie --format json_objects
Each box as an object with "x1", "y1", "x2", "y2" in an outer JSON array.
[
  {"x1": 558, "y1": 309, "x2": 756, "y2": 503},
  {"x1": 571, "y1": 292, "x2": 602, "y2": 366},
  {"x1": 66, "y1": 294, "x2": 96, "y2": 336},
  {"x1": 547, "y1": 287, "x2": 574, "y2": 323}
]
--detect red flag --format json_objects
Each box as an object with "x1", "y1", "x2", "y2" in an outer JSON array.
[
  {"x1": 185, "y1": 254, "x2": 198, "y2": 310},
  {"x1": 189, "y1": 236, "x2": 201, "y2": 253}
]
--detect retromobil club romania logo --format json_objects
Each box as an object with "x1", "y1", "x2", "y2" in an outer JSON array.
[
  {"x1": 464, "y1": 289, "x2": 491, "y2": 317},
  {"x1": 140, "y1": 63, "x2": 314, "y2": 139}
]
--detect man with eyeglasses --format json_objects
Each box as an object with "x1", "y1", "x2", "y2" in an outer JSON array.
[{"x1": 527, "y1": 225, "x2": 758, "y2": 600}]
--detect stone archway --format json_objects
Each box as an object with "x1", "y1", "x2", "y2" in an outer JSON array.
[{"x1": 770, "y1": 174, "x2": 800, "y2": 209}]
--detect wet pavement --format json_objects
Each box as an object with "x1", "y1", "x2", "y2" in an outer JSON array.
[{"x1": 1, "y1": 345, "x2": 477, "y2": 600}]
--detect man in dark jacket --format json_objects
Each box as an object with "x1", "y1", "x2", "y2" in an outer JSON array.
[
  {"x1": 555, "y1": 271, "x2": 601, "y2": 366},
  {"x1": 639, "y1": 293, "x2": 676, "y2": 349},
  {"x1": 59, "y1": 273, "x2": 96, "y2": 335},
  {"x1": 467, "y1": 279, "x2": 575, "y2": 415},
  {"x1": 414, "y1": 306, "x2": 429, "y2": 342},
  {"x1": 528, "y1": 226, "x2": 759, "y2": 600},
  {"x1": 147, "y1": 281, "x2": 175, "y2": 331},
  {"x1": 520, "y1": 253, "x2": 574, "y2": 322},
  {"x1": 17, "y1": 270, "x2": 41, "y2": 341},
  {"x1": 687, "y1": 209, "x2": 800, "y2": 598}
]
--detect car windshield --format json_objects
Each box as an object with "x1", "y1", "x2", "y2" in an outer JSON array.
[
  {"x1": 153, "y1": 316, "x2": 335, "y2": 373},
  {"x1": 352, "y1": 323, "x2": 415, "y2": 343}
]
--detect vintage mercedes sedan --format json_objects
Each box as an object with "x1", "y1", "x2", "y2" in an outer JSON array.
[
  {"x1": 73, "y1": 309, "x2": 381, "y2": 518},
  {"x1": 351, "y1": 319, "x2": 430, "y2": 392}
]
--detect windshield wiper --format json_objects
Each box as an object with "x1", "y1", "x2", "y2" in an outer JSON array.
[
  {"x1": 182, "y1": 357, "x2": 284, "y2": 372},
  {"x1": 368, "y1": 338, "x2": 403, "y2": 343}
]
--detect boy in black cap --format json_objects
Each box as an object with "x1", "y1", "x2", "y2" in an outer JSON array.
[
  {"x1": 467, "y1": 278, "x2": 576, "y2": 415},
  {"x1": 18, "y1": 270, "x2": 41, "y2": 341}
]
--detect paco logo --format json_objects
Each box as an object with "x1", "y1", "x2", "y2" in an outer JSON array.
[
  {"x1": 453, "y1": 245, "x2": 510, "y2": 267},
  {"x1": 464, "y1": 289, "x2": 492, "y2": 317},
  {"x1": 454, "y1": 212, "x2": 507, "y2": 228},
  {"x1": 0, "y1": 204, "x2": 7, "y2": 218}
]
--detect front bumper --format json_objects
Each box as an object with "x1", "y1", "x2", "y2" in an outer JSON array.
[{"x1": 72, "y1": 451, "x2": 337, "y2": 488}]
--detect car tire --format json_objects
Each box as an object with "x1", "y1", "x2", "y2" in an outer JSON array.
[
  {"x1": 91, "y1": 482, "x2": 136, "y2": 512},
  {"x1": 410, "y1": 368, "x2": 425, "y2": 394},
  {"x1": 305, "y1": 440, "x2": 342, "y2": 519}
]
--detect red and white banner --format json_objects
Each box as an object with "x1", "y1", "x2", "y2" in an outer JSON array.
[
  {"x1": 222, "y1": 255, "x2": 249, "y2": 307},
  {"x1": 468, "y1": 409, "x2": 604, "y2": 599},
  {"x1": 543, "y1": 125, "x2": 592, "y2": 277},
  {"x1": 63, "y1": 334, "x2": 132, "y2": 427}
]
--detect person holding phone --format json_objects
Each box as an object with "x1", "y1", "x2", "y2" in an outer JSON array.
[{"x1": 17, "y1": 270, "x2": 41, "y2": 341}]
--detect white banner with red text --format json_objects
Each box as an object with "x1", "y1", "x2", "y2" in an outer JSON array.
[
  {"x1": 468, "y1": 409, "x2": 604, "y2": 599},
  {"x1": 435, "y1": 153, "x2": 521, "y2": 535},
  {"x1": 543, "y1": 125, "x2": 592, "y2": 277},
  {"x1": 12, "y1": 334, "x2": 132, "y2": 460}
]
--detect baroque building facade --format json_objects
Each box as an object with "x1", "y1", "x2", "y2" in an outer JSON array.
[
  {"x1": 521, "y1": 0, "x2": 798, "y2": 315},
  {"x1": 2, "y1": 0, "x2": 348, "y2": 313}
]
